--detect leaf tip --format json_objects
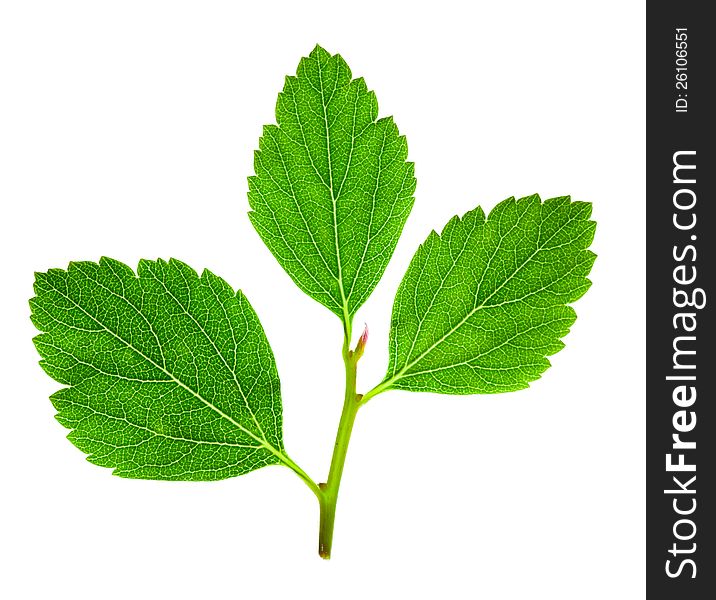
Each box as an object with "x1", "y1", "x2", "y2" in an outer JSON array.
[
  {"x1": 305, "y1": 44, "x2": 331, "y2": 68},
  {"x1": 311, "y1": 43, "x2": 328, "y2": 56}
]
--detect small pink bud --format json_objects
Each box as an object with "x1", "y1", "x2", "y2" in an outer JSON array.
[
  {"x1": 358, "y1": 324, "x2": 369, "y2": 348},
  {"x1": 354, "y1": 323, "x2": 369, "y2": 359}
]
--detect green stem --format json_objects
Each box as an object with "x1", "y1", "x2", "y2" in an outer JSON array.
[{"x1": 317, "y1": 332, "x2": 361, "y2": 559}]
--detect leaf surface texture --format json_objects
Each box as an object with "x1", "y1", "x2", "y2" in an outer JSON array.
[
  {"x1": 248, "y1": 45, "x2": 415, "y2": 321},
  {"x1": 31, "y1": 258, "x2": 285, "y2": 480},
  {"x1": 385, "y1": 195, "x2": 596, "y2": 394}
]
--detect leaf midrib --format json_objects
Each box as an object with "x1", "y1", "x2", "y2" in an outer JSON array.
[{"x1": 316, "y1": 56, "x2": 351, "y2": 326}]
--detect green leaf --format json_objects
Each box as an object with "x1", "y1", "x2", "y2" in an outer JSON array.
[
  {"x1": 382, "y1": 195, "x2": 596, "y2": 395},
  {"x1": 30, "y1": 258, "x2": 287, "y2": 481},
  {"x1": 248, "y1": 45, "x2": 416, "y2": 325}
]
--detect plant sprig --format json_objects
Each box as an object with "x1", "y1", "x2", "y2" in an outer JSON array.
[{"x1": 31, "y1": 45, "x2": 596, "y2": 559}]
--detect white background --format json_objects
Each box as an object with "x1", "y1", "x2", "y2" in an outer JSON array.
[{"x1": 0, "y1": 1, "x2": 645, "y2": 598}]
